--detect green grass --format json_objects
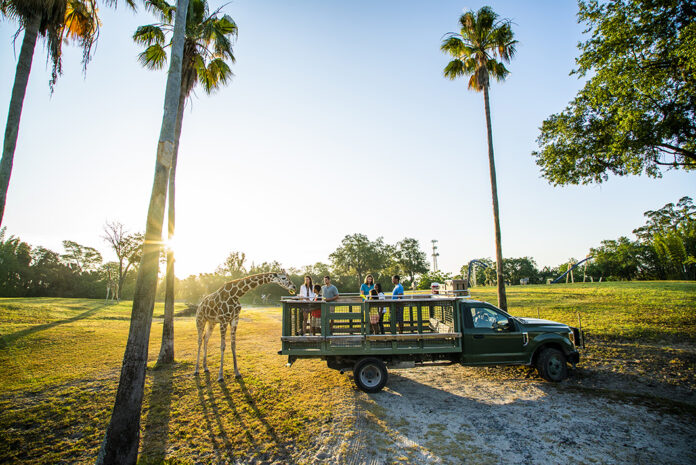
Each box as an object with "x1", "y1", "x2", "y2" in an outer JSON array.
[
  {"x1": 0, "y1": 299, "x2": 352, "y2": 464},
  {"x1": 0, "y1": 281, "x2": 694, "y2": 463},
  {"x1": 469, "y1": 281, "x2": 696, "y2": 342}
]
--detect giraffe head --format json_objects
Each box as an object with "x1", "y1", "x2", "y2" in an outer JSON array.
[{"x1": 272, "y1": 270, "x2": 296, "y2": 295}]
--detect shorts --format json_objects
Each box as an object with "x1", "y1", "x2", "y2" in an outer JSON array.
[
  {"x1": 310, "y1": 307, "x2": 321, "y2": 318},
  {"x1": 393, "y1": 304, "x2": 404, "y2": 323}
]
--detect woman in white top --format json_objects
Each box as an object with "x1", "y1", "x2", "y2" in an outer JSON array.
[
  {"x1": 299, "y1": 276, "x2": 315, "y2": 299},
  {"x1": 299, "y1": 276, "x2": 315, "y2": 334}
]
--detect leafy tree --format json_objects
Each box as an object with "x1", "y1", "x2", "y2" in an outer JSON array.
[
  {"x1": 416, "y1": 270, "x2": 453, "y2": 291},
  {"x1": 329, "y1": 234, "x2": 392, "y2": 288},
  {"x1": 102, "y1": 221, "x2": 143, "y2": 299},
  {"x1": 97, "y1": 0, "x2": 191, "y2": 459},
  {"x1": 394, "y1": 238, "x2": 429, "y2": 285},
  {"x1": 634, "y1": 196, "x2": 695, "y2": 279},
  {"x1": 61, "y1": 240, "x2": 102, "y2": 272},
  {"x1": 0, "y1": 228, "x2": 31, "y2": 295},
  {"x1": 590, "y1": 237, "x2": 643, "y2": 280},
  {"x1": 0, "y1": 0, "x2": 112, "y2": 226},
  {"x1": 441, "y1": 6, "x2": 516, "y2": 310},
  {"x1": 534, "y1": 0, "x2": 696, "y2": 185},
  {"x1": 217, "y1": 251, "x2": 246, "y2": 278},
  {"x1": 134, "y1": 0, "x2": 237, "y2": 365},
  {"x1": 502, "y1": 257, "x2": 540, "y2": 285}
]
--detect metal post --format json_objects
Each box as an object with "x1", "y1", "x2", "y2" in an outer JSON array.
[{"x1": 431, "y1": 239, "x2": 439, "y2": 272}]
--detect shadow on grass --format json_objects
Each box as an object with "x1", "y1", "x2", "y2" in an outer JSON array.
[
  {"x1": 195, "y1": 372, "x2": 233, "y2": 456},
  {"x1": 139, "y1": 364, "x2": 174, "y2": 463},
  {"x1": 219, "y1": 378, "x2": 291, "y2": 460},
  {"x1": 0, "y1": 302, "x2": 114, "y2": 348}
]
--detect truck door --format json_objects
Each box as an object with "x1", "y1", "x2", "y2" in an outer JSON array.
[{"x1": 460, "y1": 304, "x2": 526, "y2": 364}]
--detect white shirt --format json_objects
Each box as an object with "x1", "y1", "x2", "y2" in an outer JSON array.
[{"x1": 299, "y1": 284, "x2": 316, "y2": 300}]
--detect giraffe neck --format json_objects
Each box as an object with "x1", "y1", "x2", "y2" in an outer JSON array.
[{"x1": 231, "y1": 272, "x2": 277, "y2": 298}]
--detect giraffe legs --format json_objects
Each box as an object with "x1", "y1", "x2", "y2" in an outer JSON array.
[
  {"x1": 218, "y1": 323, "x2": 228, "y2": 381},
  {"x1": 230, "y1": 322, "x2": 241, "y2": 378},
  {"x1": 194, "y1": 318, "x2": 204, "y2": 374},
  {"x1": 195, "y1": 319, "x2": 212, "y2": 374}
]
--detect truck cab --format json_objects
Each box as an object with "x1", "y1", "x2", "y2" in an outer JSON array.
[{"x1": 459, "y1": 300, "x2": 581, "y2": 380}]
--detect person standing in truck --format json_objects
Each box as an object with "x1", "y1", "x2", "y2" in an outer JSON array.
[
  {"x1": 322, "y1": 276, "x2": 339, "y2": 333},
  {"x1": 298, "y1": 275, "x2": 315, "y2": 334},
  {"x1": 360, "y1": 274, "x2": 375, "y2": 301},
  {"x1": 392, "y1": 275, "x2": 405, "y2": 333}
]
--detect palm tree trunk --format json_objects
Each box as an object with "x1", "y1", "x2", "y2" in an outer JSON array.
[
  {"x1": 96, "y1": 0, "x2": 189, "y2": 463},
  {"x1": 483, "y1": 85, "x2": 508, "y2": 311},
  {"x1": 0, "y1": 13, "x2": 40, "y2": 227},
  {"x1": 157, "y1": 82, "x2": 187, "y2": 365}
]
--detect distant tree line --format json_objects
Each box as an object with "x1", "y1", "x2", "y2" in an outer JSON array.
[{"x1": 1, "y1": 198, "x2": 693, "y2": 301}]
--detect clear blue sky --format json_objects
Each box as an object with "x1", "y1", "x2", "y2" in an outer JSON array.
[{"x1": 1, "y1": 0, "x2": 693, "y2": 278}]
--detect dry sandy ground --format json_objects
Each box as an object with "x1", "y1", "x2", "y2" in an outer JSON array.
[{"x1": 297, "y1": 365, "x2": 696, "y2": 465}]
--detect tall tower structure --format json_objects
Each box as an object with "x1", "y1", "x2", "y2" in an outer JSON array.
[{"x1": 431, "y1": 239, "x2": 439, "y2": 272}]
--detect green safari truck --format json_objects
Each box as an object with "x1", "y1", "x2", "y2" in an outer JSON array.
[{"x1": 279, "y1": 295, "x2": 582, "y2": 392}]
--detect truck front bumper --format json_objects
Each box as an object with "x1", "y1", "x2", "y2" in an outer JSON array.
[{"x1": 567, "y1": 350, "x2": 580, "y2": 365}]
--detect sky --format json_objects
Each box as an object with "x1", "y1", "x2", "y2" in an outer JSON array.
[{"x1": 0, "y1": 0, "x2": 693, "y2": 279}]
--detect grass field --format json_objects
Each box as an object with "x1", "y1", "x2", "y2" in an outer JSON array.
[{"x1": 0, "y1": 281, "x2": 694, "y2": 464}]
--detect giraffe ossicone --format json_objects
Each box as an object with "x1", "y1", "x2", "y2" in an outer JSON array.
[{"x1": 194, "y1": 270, "x2": 296, "y2": 381}]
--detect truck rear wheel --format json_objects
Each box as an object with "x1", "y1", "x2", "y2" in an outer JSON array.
[
  {"x1": 536, "y1": 347, "x2": 568, "y2": 382},
  {"x1": 353, "y1": 357, "x2": 388, "y2": 393}
]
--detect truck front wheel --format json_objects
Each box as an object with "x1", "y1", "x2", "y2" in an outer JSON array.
[
  {"x1": 536, "y1": 348, "x2": 568, "y2": 382},
  {"x1": 353, "y1": 357, "x2": 388, "y2": 393}
]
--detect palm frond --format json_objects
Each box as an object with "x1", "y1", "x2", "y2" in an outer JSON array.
[
  {"x1": 133, "y1": 24, "x2": 166, "y2": 45},
  {"x1": 443, "y1": 59, "x2": 466, "y2": 80},
  {"x1": 143, "y1": 0, "x2": 174, "y2": 22},
  {"x1": 440, "y1": 35, "x2": 465, "y2": 57},
  {"x1": 138, "y1": 43, "x2": 167, "y2": 69}
]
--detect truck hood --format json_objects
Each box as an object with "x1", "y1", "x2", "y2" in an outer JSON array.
[{"x1": 515, "y1": 317, "x2": 569, "y2": 329}]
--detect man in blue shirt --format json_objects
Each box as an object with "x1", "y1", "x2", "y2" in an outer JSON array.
[
  {"x1": 321, "y1": 276, "x2": 339, "y2": 302},
  {"x1": 391, "y1": 275, "x2": 405, "y2": 333}
]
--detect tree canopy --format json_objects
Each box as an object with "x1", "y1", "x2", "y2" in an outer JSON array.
[{"x1": 533, "y1": 0, "x2": 696, "y2": 185}]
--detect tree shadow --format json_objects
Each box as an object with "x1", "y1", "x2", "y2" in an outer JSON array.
[
  {"x1": 0, "y1": 302, "x2": 113, "y2": 348},
  {"x1": 139, "y1": 364, "x2": 174, "y2": 463},
  {"x1": 195, "y1": 373, "x2": 233, "y2": 456},
  {"x1": 226, "y1": 378, "x2": 290, "y2": 459}
]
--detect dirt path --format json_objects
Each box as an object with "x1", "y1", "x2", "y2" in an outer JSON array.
[{"x1": 303, "y1": 365, "x2": 696, "y2": 465}]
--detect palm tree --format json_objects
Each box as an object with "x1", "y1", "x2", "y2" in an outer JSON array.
[
  {"x1": 96, "y1": 0, "x2": 190, "y2": 462},
  {"x1": 133, "y1": 0, "x2": 237, "y2": 364},
  {"x1": 0, "y1": 0, "x2": 103, "y2": 227},
  {"x1": 441, "y1": 6, "x2": 517, "y2": 311}
]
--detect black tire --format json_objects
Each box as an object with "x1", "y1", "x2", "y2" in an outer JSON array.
[
  {"x1": 353, "y1": 357, "x2": 388, "y2": 393},
  {"x1": 536, "y1": 347, "x2": 568, "y2": 382}
]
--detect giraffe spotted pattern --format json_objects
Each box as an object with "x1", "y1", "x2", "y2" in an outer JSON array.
[{"x1": 194, "y1": 271, "x2": 296, "y2": 380}]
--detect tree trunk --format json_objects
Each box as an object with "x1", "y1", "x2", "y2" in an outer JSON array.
[
  {"x1": 96, "y1": 0, "x2": 189, "y2": 463},
  {"x1": 0, "y1": 13, "x2": 40, "y2": 227},
  {"x1": 483, "y1": 85, "x2": 508, "y2": 311},
  {"x1": 157, "y1": 81, "x2": 187, "y2": 365}
]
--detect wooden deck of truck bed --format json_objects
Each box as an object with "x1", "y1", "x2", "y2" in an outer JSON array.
[{"x1": 280, "y1": 296, "x2": 463, "y2": 356}]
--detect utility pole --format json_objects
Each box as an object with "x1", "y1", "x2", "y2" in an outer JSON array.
[{"x1": 431, "y1": 240, "x2": 439, "y2": 272}]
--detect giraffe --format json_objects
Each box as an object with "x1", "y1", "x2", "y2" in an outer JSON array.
[
  {"x1": 105, "y1": 268, "x2": 119, "y2": 303},
  {"x1": 194, "y1": 270, "x2": 296, "y2": 381}
]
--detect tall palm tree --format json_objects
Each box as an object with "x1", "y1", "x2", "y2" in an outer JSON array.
[
  {"x1": 96, "y1": 0, "x2": 190, "y2": 462},
  {"x1": 134, "y1": 0, "x2": 237, "y2": 364},
  {"x1": 441, "y1": 6, "x2": 517, "y2": 311},
  {"x1": 0, "y1": 0, "x2": 103, "y2": 227}
]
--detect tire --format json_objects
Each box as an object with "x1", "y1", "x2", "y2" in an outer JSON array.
[
  {"x1": 536, "y1": 347, "x2": 568, "y2": 382},
  {"x1": 353, "y1": 357, "x2": 388, "y2": 393}
]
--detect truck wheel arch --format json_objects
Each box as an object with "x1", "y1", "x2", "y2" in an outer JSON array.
[{"x1": 531, "y1": 342, "x2": 565, "y2": 366}]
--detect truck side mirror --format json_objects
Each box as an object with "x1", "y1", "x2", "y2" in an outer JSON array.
[{"x1": 493, "y1": 319, "x2": 511, "y2": 331}]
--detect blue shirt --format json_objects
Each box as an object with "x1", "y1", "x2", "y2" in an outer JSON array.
[
  {"x1": 392, "y1": 283, "x2": 404, "y2": 299},
  {"x1": 360, "y1": 283, "x2": 374, "y2": 299},
  {"x1": 322, "y1": 284, "x2": 339, "y2": 300}
]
